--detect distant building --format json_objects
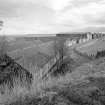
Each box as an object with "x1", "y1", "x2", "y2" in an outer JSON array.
[
  {"x1": 56, "y1": 32, "x2": 87, "y2": 39},
  {"x1": 87, "y1": 32, "x2": 92, "y2": 40},
  {"x1": 57, "y1": 32, "x2": 89, "y2": 46},
  {"x1": 57, "y1": 32, "x2": 105, "y2": 47},
  {"x1": 91, "y1": 32, "x2": 105, "y2": 39},
  {"x1": 65, "y1": 39, "x2": 77, "y2": 47}
]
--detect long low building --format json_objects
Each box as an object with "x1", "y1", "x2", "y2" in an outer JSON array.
[
  {"x1": 56, "y1": 32, "x2": 88, "y2": 40},
  {"x1": 56, "y1": 32, "x2": 105, "y2": 39},
  {"x1": 56, "y1": 32, "x2": 105, "y2": 47}
]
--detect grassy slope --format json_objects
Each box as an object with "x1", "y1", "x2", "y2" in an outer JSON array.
[
  {"x1": 7, "y1": 39, "x2": 36, "y2": 52},
  {"x1": 2, "y1": 37, "x2": 105, "y2": 105},
  {"x1": 8, "y1": 40, "x2": 54, "y2": 57},
  {"x1": 5, "y1": 59, "x2": 105, "y2": 105},
  {"x1": 7, "y1": 40, "x2": 54, "y2": 70},
  {"x1": 76, "y1": 38, "x2": 105, "y2": 56},
  {"x1": 0, "y1": 59, "x2": 105, "y2": 105}
]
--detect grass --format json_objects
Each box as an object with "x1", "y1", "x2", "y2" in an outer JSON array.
[
  {"x1": 8, "y1": 41, "x2": 54, "y2": 70},
  {"x1": 1, "y1": 57, "x2": 105, "y2": 105},
  {"x1": 1, "y1": 37, "x2": 105, "y2": 105},
  {"x1": 0, "y1": 66, "x2": 41, "y2": 104},
  {"x1": 8, "y1": 40, "x2": 54, "y2": 57},
  {"x1": 77, "y1": 38, "x2": 105, "y2": 57},
  {"x1": 7, "y1": 39, "x2": 35, "y2": 52},
  {"x1": 0, "y1": 54, "x2": 103, "y2": 104},
  {"x1": 2, "y1": 70, "x2": 105, "y2": 105}
]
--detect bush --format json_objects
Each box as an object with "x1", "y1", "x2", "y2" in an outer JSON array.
[{"x1": 96, "y1": 50, "x2": 105, "y2": 58}]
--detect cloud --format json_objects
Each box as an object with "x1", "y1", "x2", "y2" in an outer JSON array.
[
  {"x1": 82, "y1": 2, "x2": 105, "y2": 25},
  {"x1": 0, "y1": 0, "x2": 105, "y2": 34},
  {"x1": 0, "y1": 0, "x2": 20, "y2": 18},
  {"x1": 47, "y1": 0, "x2": 72, "y2": 12},
  {"x1": 0, "y1": 0, "x2": 56, "y2": 34},
  {"x1": 55, "y1": 0, "x2": 105, "y2": 31}
]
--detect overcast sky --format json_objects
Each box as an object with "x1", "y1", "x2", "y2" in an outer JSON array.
[{"x1": 0, "y1": 0, "x2": 105, "y2": 35}]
